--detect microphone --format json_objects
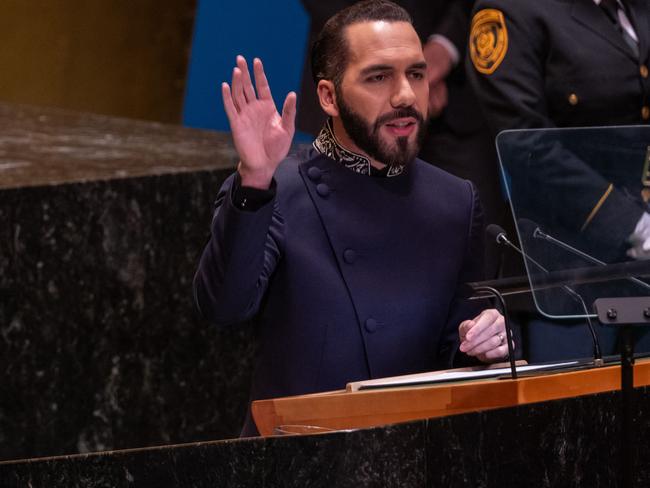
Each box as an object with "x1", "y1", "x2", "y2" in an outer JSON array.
[
  {"x1": 486, "y1": 223, "x2": 509, "y2": 246},
  {"x1": 524, "y1": 219, "x2": 650, "y2": 292},
  {"x1": 488, "y1": 224, "x2": 603, "y2": 364},
  {"x1": 487, "y1": 224, "x2": 550, "y2": 272}
]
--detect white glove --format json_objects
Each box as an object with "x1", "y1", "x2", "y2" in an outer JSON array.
[{"x1": 627, "y1": 212, "x2": 650, "y2": 259}]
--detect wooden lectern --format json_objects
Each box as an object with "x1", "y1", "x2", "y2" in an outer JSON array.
[{"x1": 252, "y1": 359, "x2": 650, "y2": 436}]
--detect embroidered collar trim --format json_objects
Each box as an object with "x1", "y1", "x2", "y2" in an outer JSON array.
[{"x1": 312, "y1": 119, "x2": 404, "y2": 177}]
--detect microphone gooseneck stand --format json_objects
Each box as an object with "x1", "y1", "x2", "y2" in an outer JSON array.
[
  {"x1": 471, "y1": 285, "x2": 518, "y2": 379},
  {"x1": 531, "y1": 224, "x2": 650, "y2": 292},
  {"x1": 485, "y1": 224, "x2": 604, "y2": 365}
]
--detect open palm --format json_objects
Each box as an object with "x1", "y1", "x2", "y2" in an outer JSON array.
[{"x1": 222, "y1": 56, "x2": 296, "y2": 189}]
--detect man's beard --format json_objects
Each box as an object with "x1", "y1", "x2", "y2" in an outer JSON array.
[{"x1": 336, "y1": 90, "x2": 427, "y2": 168}]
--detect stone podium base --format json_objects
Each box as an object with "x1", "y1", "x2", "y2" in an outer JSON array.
[{"x1": 2, "y1": 387, "x2": 647, "y2": 487}]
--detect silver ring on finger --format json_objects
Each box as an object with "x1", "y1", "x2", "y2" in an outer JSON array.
[{"x1": 498, "y1": 333, "x2": 505, "y2": 345}]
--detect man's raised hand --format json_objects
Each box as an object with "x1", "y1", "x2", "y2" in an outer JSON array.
[{"x1": 222, "y1": 56, "x2": 297, "y2": 189}]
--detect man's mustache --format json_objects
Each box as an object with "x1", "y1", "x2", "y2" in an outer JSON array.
[{"x1": 374, "y1": 107, "x2": 424, "y2": 129}]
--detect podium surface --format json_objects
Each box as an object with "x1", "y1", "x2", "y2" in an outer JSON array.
[{"x1": 253, "y1": 359, "x2": 650, "y2": 436}]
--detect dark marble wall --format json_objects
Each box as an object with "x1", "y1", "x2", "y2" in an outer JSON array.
[
  {"x1": 1, "y1": 387, "x2": 648, "y2": 488},
  {"x1": 0, "y1": 423, "x2": 427, "y2": 488},
  {"x1": 0, "y1": 103, "x2": 258, "y2": 461}
]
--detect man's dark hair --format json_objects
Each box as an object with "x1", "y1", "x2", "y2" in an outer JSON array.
[{"x1": 310, "y1": 0, "x2": 413, "y2": 86}]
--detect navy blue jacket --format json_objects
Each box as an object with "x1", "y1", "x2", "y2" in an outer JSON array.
[{"x1": 194, "y1": 149, "x2": 485, "y2": 435}]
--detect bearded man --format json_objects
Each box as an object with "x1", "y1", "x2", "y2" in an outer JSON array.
[{"x1": 194, "y1": 0, "x2": 510, "y2": 436}]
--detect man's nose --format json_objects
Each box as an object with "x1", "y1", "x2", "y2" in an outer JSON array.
[{"x1": 390, "y1": 75, "x2": 416, "y2": 107}]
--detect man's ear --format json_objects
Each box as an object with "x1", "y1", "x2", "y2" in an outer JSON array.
[{"x1": 317, "y1": 80, "x2": 339, "y2": 117}]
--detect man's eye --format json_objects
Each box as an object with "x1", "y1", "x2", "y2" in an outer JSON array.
[
  {"x1": 410, "y1": 71, "x2": 425, "y2": 80},
  {"x1": 367, "y1": 74, "x2": 386, "y2": 82}
]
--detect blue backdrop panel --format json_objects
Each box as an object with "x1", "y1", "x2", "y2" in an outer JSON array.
[{"x1": 183, "y1": 1, "x2": 310, "y2": 133}]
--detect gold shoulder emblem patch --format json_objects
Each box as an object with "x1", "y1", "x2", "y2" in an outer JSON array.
[{"x1": 470, "y1": 9, "x2": 509, "y2": 75}]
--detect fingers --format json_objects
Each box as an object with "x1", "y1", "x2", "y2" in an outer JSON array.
[
  {"x1": 230, "y1": 56, "x2": 259, "y2": 111},
  {"x1": 231, "y1": 66, "x2": 246, "y2": 112},
  {"x1": 281, "y1": 92, "x2": 297, "y2": 134},
  {"x1": 459, "y1": 309, "x2": 504, "y2": 355},
  {"x1": 478, "y1": 343, "x2": 512, "y2": 362},
  {"x1": 227, "y1": 56, "x2": 272, "y2": 112},
  {"x1": 460, "y1": 310, "x2": 501, "y2": 345},
  {"x1": 467, "y1": 331, "x2": 504, "y2": 356},
  {"x1": 628, "y1": 249, "x2": 650, "y2": 259},
  {"x1": 222, "y1": 82, "x2": 237, "y2": 122},
  {"x1": 458, "y1": 319, "x2": 474, "y2": 342},
  {"x1": 237, "y1": 55, "x2": 256, "y2": 103},
  {"x1": 459, "y1": 309, "x2": 518, "y2": 363},
  {"x1": 253, "y1": 57, "x2": 273, "y2": 100}
]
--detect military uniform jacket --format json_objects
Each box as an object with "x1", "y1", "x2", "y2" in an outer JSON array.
[
  {"x1": 194, "y1": 149, "x2": 484, "y2": 435},
  {"x1": 467, "y1": 0, "x2": 650, "y2": 257}
]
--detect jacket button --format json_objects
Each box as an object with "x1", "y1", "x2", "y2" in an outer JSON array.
[
  {"x1": 316, "y1": 183, "x2": 330, "y2": 197},
  {"x1": 343, "y1": 249, "x2": 356, "y2": 264},
  {"x1": 643, "y1": 106, "x2": 650, "y2": 121},
  {"x1": 568, "y1": 93, "x2": 578, "y2": 106},
  {"x1": 641, "y1": 65, "x2": 649, "y2": 79},
  {"x1": 365, "y1": 318, "x2": 378, "y2": 333},
  {"x1": 307, "y1": 166, "x2": 322, "y2": 181}
]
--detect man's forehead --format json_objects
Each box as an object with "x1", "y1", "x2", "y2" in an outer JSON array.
[{"x1": 343, "y1": 20, "x2": 423, "y2": 64}]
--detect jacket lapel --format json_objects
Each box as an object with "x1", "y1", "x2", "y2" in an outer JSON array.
[{"x1": 571, "y1": 0, "x2": 638, "y2": 61}]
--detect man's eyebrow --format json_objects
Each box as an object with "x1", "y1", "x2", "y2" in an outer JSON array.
[
  {"x1": 409, "y1": 62, "x2": 427, "y2": 71},
  {"x1": 359, "y1": 61, "x2": 427, "y2": 76},
  {"x1": 359, "y1": 64, "x2": 394, "y2": 76}
]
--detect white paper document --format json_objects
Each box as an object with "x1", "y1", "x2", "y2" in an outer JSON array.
[{"x1": 347, "y1": 360, "x2": 581, "y2": 392}]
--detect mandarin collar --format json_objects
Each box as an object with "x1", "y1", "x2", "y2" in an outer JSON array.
[{"x1": 312, "y1": 119, "x2": 405, "y2": 178}]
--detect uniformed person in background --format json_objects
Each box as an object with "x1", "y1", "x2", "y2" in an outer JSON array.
[{"x1": 467, "y1": 0, "x2": 650, "y2": 361}]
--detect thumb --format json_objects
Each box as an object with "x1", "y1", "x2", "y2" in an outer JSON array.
[
  {"x1": 459, "y1": 319, "x2": 474, "y2": 339},
  {"x1": 281, "y1": 92, "x2": 297, "y2": 134}
]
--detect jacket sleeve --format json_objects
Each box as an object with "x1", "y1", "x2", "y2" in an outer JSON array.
[
  {"x1": 466, "y1": 0, "x2": 644, "y2": 257},
  {"x1": 430, "y1": 0, "x2": 473, "y2": 58},
  {"x1": 193, "y1": 173, "x2": 284, "y2": 326}
]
